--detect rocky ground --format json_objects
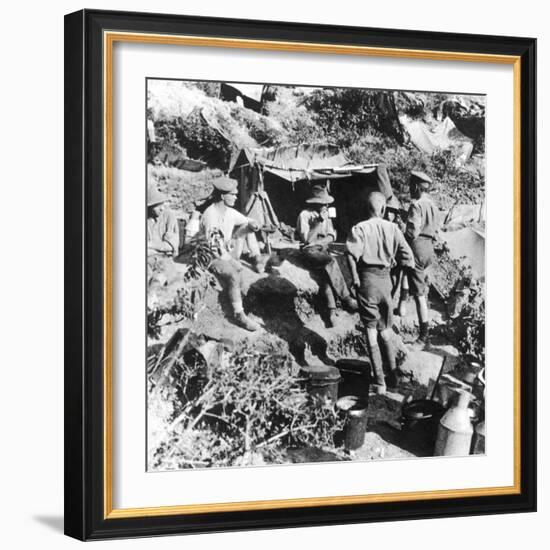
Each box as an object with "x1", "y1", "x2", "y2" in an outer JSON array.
[{"x1": 148, "y1": 232, "x2": 469, "y2": 462}]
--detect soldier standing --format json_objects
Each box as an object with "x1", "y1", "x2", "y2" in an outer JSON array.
[
  {"x1": 404, "y1": 171, "x2": 440, "y2": 345},
  {"x1": 346, "y1": 192, "x2": 414, "y2": 394}
]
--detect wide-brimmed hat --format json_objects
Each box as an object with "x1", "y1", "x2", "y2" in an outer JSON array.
[
  {"x1": 410, "y1": 170, "x2": 433, "y2": 190},
  {"x1": 213, "y1": 176, "x2": 238, "y2": 194},
  {"x1": 306, "y1": 184, "x2": 334, "y2": 205},
  {"x1": 147, "y1": 187, "x2": 169, "y2": 207}
]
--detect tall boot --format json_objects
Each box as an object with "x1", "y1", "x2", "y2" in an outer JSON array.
[
  {"x1": 418, "y1": 321, "x2": 429, "y2": 343},
  {"x1": 395, "y1": 288, "x2": 409, "y2": 316},
  {"x1": 380, "y1": 336, "x2": 398, "y2": 389},
  {"x1": 251, "y1": 254, "x2": 269, "y2": 274},
  {"x1": 367, "y1": 339, "x2": 386, "y2": 395},
  {"x1": 233, "y1": 311, "x2": 261, "y2": 332}
]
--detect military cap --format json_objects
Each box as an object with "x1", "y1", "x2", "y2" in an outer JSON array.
[
  {"x1": 213, "y1": 176, "x2": 238, "y2": 193},
  {"x1": 410, "y1": 170, "x2": 433, "y2": 190},
  {"x1": 147, "y1": 187, "x2": 169, "y2": 207}
]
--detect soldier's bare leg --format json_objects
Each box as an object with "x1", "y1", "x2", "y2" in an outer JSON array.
[
  {"x1": 396, "y1": 276, "x2": 409, "y2": 317},
  {"x1": 414, "y1": 294, "x2": 430, "y2": 341},
  {"x1": 379, "y1": 328, "x2": 398, "y2": 388},
  {"x1": 232, "y1": 231, "x2": 267, "y2": 273},
  {"x1": 209, "y1": 258, "x2": 261, "y2": 331},
  {"x1": 366, "y1": 327, "x2": 386, "y2": 394}
]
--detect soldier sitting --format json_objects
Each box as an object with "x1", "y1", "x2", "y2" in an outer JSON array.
[
  {"x1": 147, "y1": 187, "x2": 179, "y2": 288},
  {"x1": 296, "y1": 184, "x2": 357, "y2": 327},
  {"x1": 191, "y1": 176, "x2": 265, "y2": 332}
]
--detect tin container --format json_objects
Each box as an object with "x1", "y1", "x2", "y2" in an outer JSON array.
[
  {"x1": 400, "y1": 399, "x2": 445, "y2": 450},
  {"x1": 337, "y1": 396, "x2": 369, "y2": 450},
  {"x1": 301, "y1": 365, "x2": 341, "y2": 404},
  {"x1": 335, "y1": 359, "x2": 371, "y2": 399}
]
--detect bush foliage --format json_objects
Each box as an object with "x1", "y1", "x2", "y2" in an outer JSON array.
[
  {"x1": 149, "y1": 344, "x2": 345, "y2": 469},
  {"x1": 447, "y1": 281, "x2": 485, "y2": 363}
]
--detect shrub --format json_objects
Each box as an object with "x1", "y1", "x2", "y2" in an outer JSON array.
[
  {"x1": 229, "y1": 104, "x2": 282, "y2": 147},
  {"x1": 429, "y1": 149, "x2": 485, "y2": 208},
  {"x1": 264, "y1": 88, "x2": 325, "y2": 146},
  {"x1": 148, "y1": 344, "x2": 345, "y2": 469},
  {"x1": 431, "y1": 241, "x2": 468, "y2": 298},
  {"x1": 193, "y1": 81, "x2": 221, "y2": 97},
  {"x1": 304, "y1": 88, "x2": 415, "y2": 147},
  {"x1": 176, "y1": 108, "x2": 233, "y2": 168},
  {"x1": 147, "y1": 239, "x2": 218, "y2": 339},
  {"x1": 446, "y1": 280, "x2": 485, "y2": 363}
]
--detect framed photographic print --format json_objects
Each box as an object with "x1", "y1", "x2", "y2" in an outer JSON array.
[{"x1": 64, "y1": 9, "x2": 536, "y2": 541}]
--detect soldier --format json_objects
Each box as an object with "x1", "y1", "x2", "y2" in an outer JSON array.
[
  {"x1": 147, "y1": 187, "x2": 179, "y2": 258},
  {"x1": 296, "y1": 184, "x2": 357, "y2": 327},
  {"x1": 346, "y1": 192, "x2": 414, "y2": 394},
  {"x1": 147, "y1": 187, "x2": 180, "y2": 290},
  {"x1": 197, "y1": 176, "x2": 265, "y2": 332},
  {"x1": 404, "y1": 171, "x2": 440, "y2": 345}
]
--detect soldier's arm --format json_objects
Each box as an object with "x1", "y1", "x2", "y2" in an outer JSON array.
[
  {"x1": 395, "y1": 228, "x2": 415, "y2": 268},
  {"x1": 347, "y1": 253, "x2": 360, "y2": 288},
  {"x1": 325, "y1": 218, "x2": 337, "y2": 243},
  {"x1": 405, "y1": 202, "x2": 421, "y2": 241},
  {"x1": 345, "y1": 225, "x2": 363, "y2": 287},
  {"x1": 307, "y1": 208, "x2": 337, "y2": 245},
  {"x1": 295, "y1": 211, "x2": 310, "y2": 243},
  {"x1": 306, "y1": 224, "x2": 327, "y2": 244},
  {"x1": 163, "y1": 210, "x2": 180, "y2": 254},
  {"x1": 300, "y1": 211, "x2": 330, "y2": 245}
]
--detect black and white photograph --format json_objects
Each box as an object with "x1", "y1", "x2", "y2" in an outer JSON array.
[{"x1": 146, "y1": 78, "x2": 486, "y2": 471}]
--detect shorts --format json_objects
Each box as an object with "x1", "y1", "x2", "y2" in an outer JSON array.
[
  {"x1": 408, "y1": 236, "x2": 434, "y2": 296},
  {"x1": 357, "y1": 266, "x2": 393, "y2": 330},
  {"x1": 208, "y1": 257, "x2": 243, "y2": 306},
  {"x1": 299, "y1": 244, "x2": 333, "y2": 268}
]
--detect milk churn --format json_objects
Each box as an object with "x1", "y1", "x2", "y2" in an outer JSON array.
[{"x1": 434, "y1": 389, "x2": 474, "y2": 456}]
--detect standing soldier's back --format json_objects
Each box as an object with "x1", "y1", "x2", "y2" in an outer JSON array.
[{"x1": 406, "y1": 195, "x2": 439, "y2": 241}]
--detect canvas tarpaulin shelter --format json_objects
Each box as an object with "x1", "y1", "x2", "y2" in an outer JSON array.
[
  {"x1": 442, "y1": 226, "x2": 485, "y2": 278},
  {"x1": 442, "y1": 201, "x2": 486, "y2": 231},
  {"x1": 400, "y1": 115, "x2": 474, "y2": 163},
  {"x1": 229, "y1": 143, "x2": 395, "y2": 240},
  {"x1": 435, "y1": 97, "x2": 485, "y2": 142}
]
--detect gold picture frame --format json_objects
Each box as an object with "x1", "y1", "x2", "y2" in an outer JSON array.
[{"x1": 65, "y1": 9, "x2": 536, "y2": 540}]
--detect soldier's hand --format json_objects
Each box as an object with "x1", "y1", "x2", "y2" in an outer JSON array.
[{"x1": 248, "y1": 219, "x2": 261, "y2": 232}]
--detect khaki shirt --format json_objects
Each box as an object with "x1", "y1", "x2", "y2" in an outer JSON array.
[
  {"x1": 295, "y1": 209, "x2": 337, "y2": 246},
  {"x1": 346, "y1": 217, "x2": 414, "y2": 268},
  {"x1": 406, "y1": 195, "x2": 439, "y2": 241},
  {"x1": 200, "y1": 203, "x2": 250, "y2": 247},
  {"x1": 147, "y1": 208, "x2": 179, "y2": 255}
]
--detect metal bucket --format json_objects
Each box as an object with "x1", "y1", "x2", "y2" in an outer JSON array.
[
  {"x1": 400, "y1": 399, "x2": 445, "y2": 450},
  {"x1": 335, "y1": 359, "x2": 371, "y2": 398},
  {"x1": 337, "y1": 395, "x2": 369, "y2": 450},
  {"x1": 301, "y1": 365, "x2": 341, "y2": 404}
]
